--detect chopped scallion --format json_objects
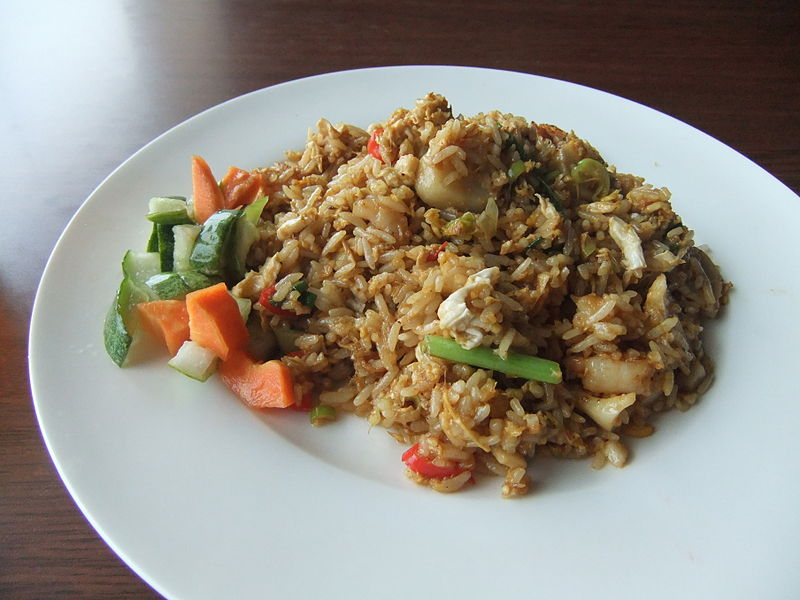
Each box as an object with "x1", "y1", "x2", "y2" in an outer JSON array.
[
  {"x1": 525, "y1": 236, "x2": 545, "y2": 253},
  {"x1": 538, "y1": 178, "x2": 564, "y2": 212},
  {"x1": 503, "y1": 134, "x2": 530, "y2": 161},
  {"x1": 442, "y1": 212, "x2": 477, "y2": 238},
  {"x1": 507, "y1": 160, "x2": 526, "y2": 182},
  {"x1": 571, "y1": 158, "x2": 610, "y2": 201},
  {"x1": 292, "y1": 280, "x2": 317, "y2": 308},
  {"x1": 310, "y1": 404, "x2": 336, "y2": 427}
]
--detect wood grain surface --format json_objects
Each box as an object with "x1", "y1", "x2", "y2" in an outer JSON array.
[{"x1": 2, "y1": 1, "x2": 798, "y2": 597}]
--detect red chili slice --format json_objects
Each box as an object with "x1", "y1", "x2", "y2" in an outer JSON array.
[
  {"x1": 367, "y1": 128, "x2": 384, "y2": 161},
  {"x1": 402, "y1": 443, "x2": 465, "y2": 479},
  {"x1": 258, "y1": 285, "x2": 297, "y2": 318},
  {"x1": 426, "y1": 241, "x2": 448, "y2": 262}
]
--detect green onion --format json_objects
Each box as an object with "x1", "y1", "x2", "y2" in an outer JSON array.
[
  {"x1": 424, "y1": 335, "x2": 562, "y2": 384},
  {"x1": 503, "y1": 134, "x2": 530, "y2": 161},
  {"x1": 538, "y1": 178, "x2": 564, "y2": 212},
  {"x1": 543, "y1": 170, "x2": 559, "y2": 183},
  {"x1": 292, "y1": 280, "x2": 317, "y2": 308},
  {"x1": 507, "y1": 160, "x2": 526, "y2": 182},
  {"x1": 442, "y1": 212, "x2": 477, "y2": 238},
  {"x1": 571, "y1": 158, "x2": 610, "y2": 201},
  {"x1": 525, "y1": 236, "x2": 544, "y2": 253},
  {"x1": 310, "y1": 404, "x2": 336, "y2": 427}
]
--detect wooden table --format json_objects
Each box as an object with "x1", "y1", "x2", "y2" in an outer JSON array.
[{"x1": 2, "y1": 1, "x2": 798, "y2": 597}]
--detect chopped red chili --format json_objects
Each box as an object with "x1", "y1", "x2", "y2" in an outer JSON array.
[
  {"x1": 402, "y1": 443, "x2": 465, "y2": 479},
  {"x1": 258, "y1": 285, "x2": 297, "y2": 318},
  {"x1": 426, "y1": 241, "x2": 448, "y2": 262},
  {"x1": 367, "y1": 128, "x2": 384, "y2": 161}
]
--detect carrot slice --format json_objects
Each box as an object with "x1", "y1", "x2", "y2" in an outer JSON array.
[
  {"x1": 191, "y1": 155, "x2": 225, "y2": 224},
  {"x1": 220, "y1": 167, "x2": 262, "y2": 209},
  {"x1": 136, "y1": 300, "x2": 190, "y2": 356},
  {"x1": 219, "y1": 351, "x2": 296, "y2": 408},
  {"x1": 185, "y1": 282, "x2": 248, "y2": 360}
]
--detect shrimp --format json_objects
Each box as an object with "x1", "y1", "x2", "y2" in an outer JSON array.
[{"x1": 567, "y1": 355, "x2": 654, "y2": 396}]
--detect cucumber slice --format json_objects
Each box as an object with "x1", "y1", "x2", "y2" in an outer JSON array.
[
  {"x1": 231, "y1": 294, "x2": 252, "y2": 322},
  {"x1": 172, "y1": 223, "x2": 202, "y2": 272},
  {"x1": 226, "y1": 215, "x2": 259, "y2": 282},
  {"x1": 103, "y1": 294, "x2": 131, "y2": 367},
  {"x1": 145, "y1": 272, "x2": 191, "y2": 300},
  {"x1": 121, "y1": 250, "x2": 161, "y2": 283},
  {"x1": 243, "y1": 195, "x2": 268, "y2": 225},
  {"x1": 189, "y1": 209, "x2": 239, "y2": 276},
  {"x1": 167, "y1": 340, "x2": 218, "y2": 381},
  {"x1": 146, "y1": 196, "x2": 193, "y2": 225},
  {"x1": 156, "y1": 223, "x2": 175, "y2": 271},
  {"x1": 103, "y1": 277, "x2": 152, "y2": 366},
  {"x1": 145, "y1": 270, "x2": 219, "y2": 300},
  {"x1": 178, "y1": 270, "x2": 219, "y2": 291},
  {"x1": 146, "y1": 223, "x2": 159, "y2": 252}
]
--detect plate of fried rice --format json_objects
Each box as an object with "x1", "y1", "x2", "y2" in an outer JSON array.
[{"x1": 30, "y1": 66, "x2": 800, "y2": 599}]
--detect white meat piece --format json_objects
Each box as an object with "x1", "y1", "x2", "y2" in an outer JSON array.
[
  {"x1": 577, "y1": 392, "x2": 637, "y2": 431},
  {"x1": 571, "y1": 355, "x2": 654, "y2": 396},
  {"x1": 437, "y1": 267, "x2": 499, "y2": 349},
  {"x1": 608, "y1": 216, "x2": 646, "y2": 272}
]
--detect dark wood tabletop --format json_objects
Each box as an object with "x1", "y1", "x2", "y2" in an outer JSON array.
[{"x1": 2, "y1": 1, "x2": 798, "y2": 597}]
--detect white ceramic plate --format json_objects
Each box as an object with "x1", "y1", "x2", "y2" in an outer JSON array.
[{"x1": 30, "y1": 66, "x2": 800, "y2": 599}]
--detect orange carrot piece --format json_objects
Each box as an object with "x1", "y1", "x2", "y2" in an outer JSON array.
[
  {"x1": 185, "y1": 282, "x2": 248, "y2": 360},
  {"x1": 191, "y1": 155, "x2": 225, "y2": 224},
  {"x1": 136, "y1": 300, "x2": 190, "y2": 356},
  {"x1": 219, "y1": 351, "x2": 296, "y2": 408},
  {"x1": 220, "y1": 167, "x2": 263, "y2": 209}
]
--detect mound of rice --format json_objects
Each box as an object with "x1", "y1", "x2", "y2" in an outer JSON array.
[{"x1": 234, "y1": 93, "x2": 729, "y2": 497}]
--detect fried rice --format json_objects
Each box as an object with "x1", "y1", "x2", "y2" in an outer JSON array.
[{"x1": 232, "y1": 93, "x2": 729, "y2": 497}]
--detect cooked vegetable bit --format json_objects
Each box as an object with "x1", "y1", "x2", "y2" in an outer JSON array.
[
  {"x1": 424, "y1": 335, "x2": 562, "y2": 384},
  {"x1": 402, "y1": 443, "x2": 464, "y2": 479},
  {"x1": 571, "y1": 157, "x2": 610, "y2": 201},
  {"x1": 310, "y1": 404, "x2": 336, "y2": 426}
]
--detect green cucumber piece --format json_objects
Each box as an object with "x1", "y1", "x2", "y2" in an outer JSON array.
[
  {"x1": 243, "y1": 195, "x2": 268, "y2": 225},
  {"x1": 103, "y1": 293, "x2": 131, "y2": 367},
  {"x1": 167, "y1": 340, "x2": 218, "y2": 381},
  {"x1": 121, "y1": 250, "x2": 161, "y2": 283},
  {"x1": 145, "y1": 272, "x2": 191, "y2": 300},
  {"x1": 172, "y1": 223, "x2": 202, "y2": 272},
  {"x1": 156, "y1": 223, "x2": 175, "y2": 271},
  {"x1": 146, "y1": 223, "x2": 159, "y2": 252},
  {"x1": 146, "y1": 196, "x2": 193, "y2": 225},
  {"x1": 226, "y1": 214, "x2": 259, "y2": 283},
  {"x1": 103, "y1": 277, "x2": 152, "y2": 366},
  {"x1": 145, "y1": 270, "x2": 220, "y2": 300},
  {"x1": 231, "y1": 294, "x2": 252, "y2": 322},
  {"x1": 178, "y1": 270, "x2": 219, "y2": 291},
  {"x1": 189, "y1": 209, "x2": 239, "y2": 277}
]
